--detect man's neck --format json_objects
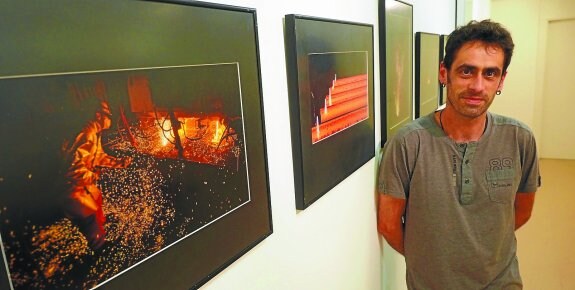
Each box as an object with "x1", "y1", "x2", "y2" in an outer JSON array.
[{"x1": 436, "y1": 108, "x2": 488, "y2": 143}]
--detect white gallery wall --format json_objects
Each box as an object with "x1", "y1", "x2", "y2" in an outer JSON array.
[
  {"x1": 179, "y1": 0, "x2": 456, "y2": 289},
  {"x1": 491, "y1": 0, "x2": 575, "y2": 160}
]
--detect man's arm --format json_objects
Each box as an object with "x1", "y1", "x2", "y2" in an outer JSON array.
[
  {"x1": 515, "y1": 192, "x2": 535, "y2": 230},
  {"x1": 377, "y1": 193, "x2": 406, "y2": 255}
]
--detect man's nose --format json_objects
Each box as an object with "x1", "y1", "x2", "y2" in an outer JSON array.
[{"x1": 468, "y1": 74, "x2": 485, "y2": 92}]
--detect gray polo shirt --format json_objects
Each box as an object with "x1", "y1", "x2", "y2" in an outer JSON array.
[{"x1": 378, "y1": 111, "x2": 540, "y2": 290}]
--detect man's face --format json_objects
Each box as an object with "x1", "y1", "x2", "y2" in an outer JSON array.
[{"x1": 440, "y1": 41, "x2": 507, "y2": 119}]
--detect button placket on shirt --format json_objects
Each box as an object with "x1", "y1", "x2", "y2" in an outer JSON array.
[{"x1": 459, "y1": 143, "x2": 477, "y2": 205}]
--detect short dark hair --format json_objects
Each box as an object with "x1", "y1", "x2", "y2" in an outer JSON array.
[{"x1": 444, "y1": 19, "x2": 515, "y2": 73}]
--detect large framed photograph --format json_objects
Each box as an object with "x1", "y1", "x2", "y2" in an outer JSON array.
[
  {"x1": 379, "y1": 0, "x2": 413, "y2": 145},
  {"x1": 0, "y1": 1, "x2": 272, "y2": 289},
  {"x1": 439, "y1": 34, "x2": 450, "y2": 105},
  {"x1": 415, "y1": 32, "x2": 441, "y2": 118},
  {"x1": 284, "y1": 15, "x2": 375, "y2": 210}
]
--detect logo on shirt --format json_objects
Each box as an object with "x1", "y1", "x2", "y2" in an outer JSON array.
[
  {"x1": 491, "y1": 181, "x2": 513, "y2": 189},
  {"x1": 489, "y1": 157, "x2": 513, "y2": 170}
]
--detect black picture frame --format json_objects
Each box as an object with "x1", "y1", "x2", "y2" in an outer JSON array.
[
  {"x1": 0, "y1": 1, "x2": 272, "y2": 289},
  {"x1": 415, "y1": 32, "x2": 441, "y2": 118},
  {"x1": 439, "y1": 34, "x2": 450, "y2": 105},
  {"x1": 284, "y1": 14, "x2": 375, "y2": 210},
  {"x1": 379, "y1": 0, "x2": 413, "y2": 146}
]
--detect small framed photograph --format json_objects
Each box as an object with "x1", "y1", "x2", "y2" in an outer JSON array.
[{"x1": 285, "y1": 14, "x2": 375, "y2": 210}]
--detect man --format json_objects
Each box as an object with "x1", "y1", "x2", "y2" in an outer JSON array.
[
  {"x1": 377, "y1": 20, "x2": 540, "y2": 289},
  {"x1": 63, "y1": 100, "x2": 131, "y2": 249}
]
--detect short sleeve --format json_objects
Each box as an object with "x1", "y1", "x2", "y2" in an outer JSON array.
[
  {"x1": 518, "y1": 130, "x2": 541, "y2": 193},
  {"x1": 377, "y1": 135, "x2": 411, "y2": 199}
]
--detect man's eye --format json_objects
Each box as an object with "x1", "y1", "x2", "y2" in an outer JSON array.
[
  {"x1": 461, "y1": 68, "x2": 472, "y2": 75},
  {"x1": 485, "y1": 70, "x2": 497, "y2": 78}
]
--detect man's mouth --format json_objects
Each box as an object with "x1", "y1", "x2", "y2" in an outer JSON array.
[
  {"x1": 460, "y1": 92, "x2": 486, "y2": 106},
  {"x1": 463, "y1": 97, "x2": 484, "y2": 105}
]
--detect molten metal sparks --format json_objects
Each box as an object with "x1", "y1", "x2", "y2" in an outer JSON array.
[
  {"x1": 211, "y1": 119, "x2": 226, "y2": 145},
  {"x1": 122, "y1": 116, "x2": 236, "y2": 166},
  {"x1": 30, "y1": 219, "x2": 91, "y2": 280},
  {"x1": 101, "y1": 155, "x2": 175, "y2": 251},
  {"x1": 1, "y1": 125, "x2": 248, "y2": 289}
]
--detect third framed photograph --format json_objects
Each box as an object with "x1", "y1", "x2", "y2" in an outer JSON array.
[
  {"x1": 285, "y1": 14, "x2": 375, "y2": 210},
  {"x1": 380, "y1": 0, "x2": 413, "y2": 145},
  {"x1": 415, "y1": 32, "x2": 441, "y2": 118}
]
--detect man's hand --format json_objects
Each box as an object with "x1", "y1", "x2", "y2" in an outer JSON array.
[
  {"x1": 515, "y1": 192, "x2": 535, "y2": 230},
  {"x1": 377, "y1": 193, "x2": 407, "y2": 255}
]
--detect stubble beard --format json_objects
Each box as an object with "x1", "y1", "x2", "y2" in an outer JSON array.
[
  {"x1": 445, "y1": 76, "x2": 495, "y2": 120},
  {"x1": 446, "y1": 91, "x2": 494, "y2": 119}
]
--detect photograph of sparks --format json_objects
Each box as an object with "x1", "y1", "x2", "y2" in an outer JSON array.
[
  {"x1": 285, "y1": 15, "x2": 375, "y2": 210},
  {"x1": 0, "y1": 64, "x2": 250, "y2": 289},
  {"x1": 0, "y1": 1, "x2": 272, "y2": 289}
]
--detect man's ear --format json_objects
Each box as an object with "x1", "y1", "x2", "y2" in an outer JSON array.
[
  {"x1": 497, "y1": 71, "x2": 508, "y2": 91},
  {"x1": 439, "y1": 62, "x2": 448, "y2": 85}
]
